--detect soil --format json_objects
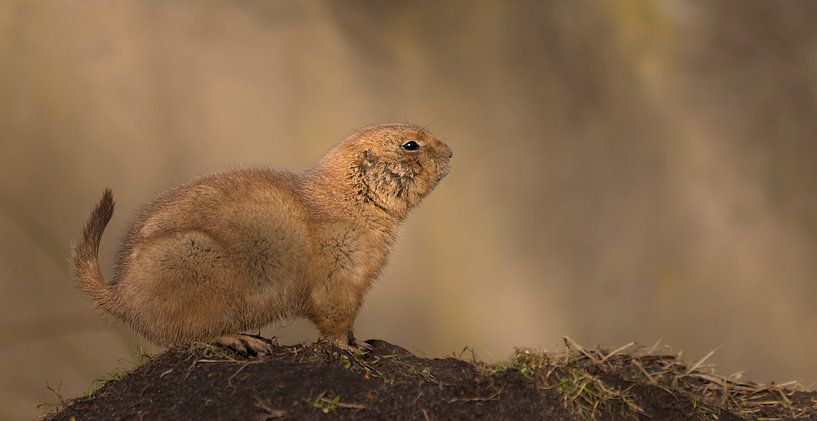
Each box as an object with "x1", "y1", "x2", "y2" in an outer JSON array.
[{"x1": 44, "y1": 339, "x2": 817, "y2": 420}]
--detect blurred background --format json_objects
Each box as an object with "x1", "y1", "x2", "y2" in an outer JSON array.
[{"x1": 2, "y1": 0, "x2": 817, "y2": 418}]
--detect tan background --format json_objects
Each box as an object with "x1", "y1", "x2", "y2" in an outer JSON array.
[{"x1": 2, "y1": 1, "x2": 817, "y2": 419}]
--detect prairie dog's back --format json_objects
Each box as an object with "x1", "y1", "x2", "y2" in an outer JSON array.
[
  {"x1": 114, "y1": 169, "x2": 315, "y2": 293},
  {"x1": 121, "y1": 169, "x2": 302, "y2": 244}
]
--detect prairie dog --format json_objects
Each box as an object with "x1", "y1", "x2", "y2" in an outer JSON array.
[{"x1": 72, "y1": 123, "x2": 452, "y2": 352}]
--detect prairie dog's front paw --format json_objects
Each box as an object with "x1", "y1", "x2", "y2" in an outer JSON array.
[{"x1": 326, "y1": 332, "x2": 372, "y2": 354}]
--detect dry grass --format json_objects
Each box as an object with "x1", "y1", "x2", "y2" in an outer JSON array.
[{"x1": 492, "y1": 337, "x2": 817, "y2": 420}]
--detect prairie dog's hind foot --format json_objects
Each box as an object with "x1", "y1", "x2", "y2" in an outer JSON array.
[{"x1": 212, "y1": 334, "x2": 273, "y2": 356}]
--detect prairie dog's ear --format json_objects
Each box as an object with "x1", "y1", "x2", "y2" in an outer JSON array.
[{"x1": 360, "y1": 150, "x2": 379, "y2": 171}]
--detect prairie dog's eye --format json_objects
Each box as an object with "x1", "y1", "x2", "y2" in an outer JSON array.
[{"x1": 401, "y1": 140, "x2": 420, "y2": 151}]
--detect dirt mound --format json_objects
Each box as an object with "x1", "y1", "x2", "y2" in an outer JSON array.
[{"x1": 45, "y1": 339, "x2": 817, "y2": 420}]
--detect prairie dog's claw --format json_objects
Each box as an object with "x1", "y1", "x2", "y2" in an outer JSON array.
[
  {"x1": 355, "y1": 340, "x2": 374, "y2": 352},
  {"x1": 347, "y1": 331, "x2": 373, "y2": 353}
]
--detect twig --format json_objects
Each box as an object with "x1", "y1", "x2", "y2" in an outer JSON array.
[
  {"x1": 684, "y1": 346, "x2": 722, "y2": 376},
  {"x1": 319, "y1": 397, "x2": 366, "y2": 409},
  {"x1": 228, "y1": 361, "x2": 265, "y2": 387},
  {"x1": 631, "y1": 359, "x2": 656, "y2": 384},
  {"x1": 600, "y1": 342, "x2": 635, "y2": 363},
  {"x1": 563, "y1": 336, "x2": 597, "y2": 363},
  {"x1": 447, "y1": 390, "x2": 501, "y2": 403}
]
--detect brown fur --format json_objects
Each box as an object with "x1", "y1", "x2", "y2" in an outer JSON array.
[{"x1": 72, "y1": 123, "x2": 452, "y2": 348}]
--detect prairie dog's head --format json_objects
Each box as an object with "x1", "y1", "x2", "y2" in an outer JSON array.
[{"x1": 334, "y1": 123, "x2": 452, "y2": 218}]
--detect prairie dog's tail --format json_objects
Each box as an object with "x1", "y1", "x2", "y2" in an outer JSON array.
[{"x1": 72, "y1": 189, "x2": 118, "y2": 316}]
